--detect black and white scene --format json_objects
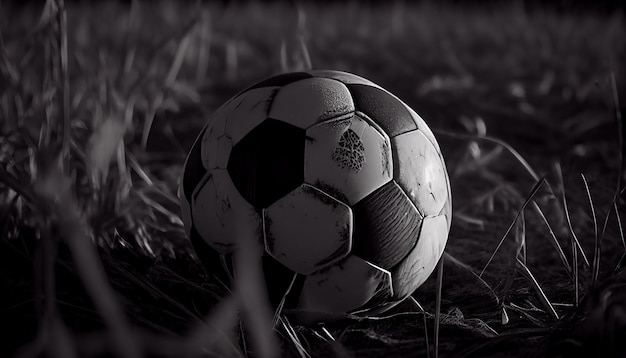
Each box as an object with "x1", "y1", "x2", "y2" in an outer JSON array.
[{"x1": 0, "y1": 0, "x2": 625, "y2": 357}]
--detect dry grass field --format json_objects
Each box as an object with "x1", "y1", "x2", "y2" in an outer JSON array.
[{"x1": 0, "y1": 1, "x2": 624, "y2": 357}]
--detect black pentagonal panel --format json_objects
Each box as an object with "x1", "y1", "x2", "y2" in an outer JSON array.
[
  {"x1": 182, "y1": 127, "x2": 208, "y2": 203},
  {"x1": 348, "y1": 84, "x2": 417, "y2": 137},
  {"x1": 351, "y1": 180, "x2": 423, "y2": 269},
  {"x1": 227, "y1": 119, "x2": 305, "y2": 208},
  {"x1": 246, "y1": 72, "x2": 314, "y2": 91}
]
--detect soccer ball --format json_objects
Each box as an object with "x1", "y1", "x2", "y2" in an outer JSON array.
[{"x1": 179, "y1": 70, "x2": 451, "y2": 324}]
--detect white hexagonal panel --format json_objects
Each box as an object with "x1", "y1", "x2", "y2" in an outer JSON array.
[
  {"x1": 307, "y1": 70, "x2": 383, "y2": 89},
  {"x1": 392, "y1": 215, "x2": 449, "y2": 300},
  {"x1": 304, "y1": 114, "x2": 393, "y2": 205},
  {"x1": 191, "y1": 169, "x2": 263, "y2": 254},
  {"x1": 268, "y1": 77, "x2": 355, "y2": 129},
  {"x1": 263, "y1": 183, "x2": 352, "y2": 275},
  {"x1": 392, "y1": 129, "x2": 449, "y2": 216},
  {"x1": 296, "y1": 255, "x2": 393, "y2": 315}
]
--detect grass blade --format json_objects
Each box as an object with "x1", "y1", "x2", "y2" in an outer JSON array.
[
  {"x1": 443, "y1": 252, "x2": 499, "y2": 304},
  {"x1": 595, "y1": 66, "x2": 625, "y2": 273},
  {"x1": 195, "y1": 10, "x2": 211, "y2": 83},
  {"x1": 56, "y1": 0, "x2": 70, "y2": 164},
  {"x1": 581, "y1": 173, "x2": 600, "y2": 285},
  {"x1": 272, "y1": 273, "x2": 297, "y2": 328},
  {"x1": 434, "y1": 255, "x2": 444, "y2": 358},
  {"x1": 320, "y1": 326, "x2": 335, "y2": 341},
  {"x1": 501, "y1": 306, "x2": 510, "y2": 325},
  {"x1": 0, "y1": 191, "x2": 20, "y2": 234},
  {"x1": 297, "y1": 35, "x2": 312, "y2": 71},
  {"x1": 279, "y1": 316, "x2": 311, "y2": 358},
  {"x1": 226, "y1": 41, "x2": 238, "y2": 81},
  {"x1": 516, "y1": 258, "x2": 559, "y2": 320},
  {"x1": 532, "y1": 201, "x2": 572, "y2": 276},
  {"x1": 185, "y1": 295, "x2": 243, "y2": 357},
  {"x1": 233, "y1": 234, "x2": 279, "y2": 358},
  {"x1": 140, "y1": 11, "x2": 199, "y2": 148},
  {"x1": 609, "y1": 69, "x2": 623, "y2": 194},
  {"x1": 280, "y1": 39, "x2": 289, "y2": 73},
  {"x1": 165, "y1": 31, "x2": 192, "y2": 87},
  {"x1": 501, "y1": 212, "x2": 526, "y2": 321},
  {"x1": 614, "y1": 201, "x2": 625, "y2": 274},
  {"x1": 518, "y1": 211, "x2": 527, "y2": 264},
  {"x1": 617, "y1": 201, "x2": 625, "y2": 251},
  {"x1": 453, "y1": 212, "x2": 485, "y2": 228},
  {"x1": 409, "y1": 296, "x2": 430, "y2": 358},
  {"x1": 434, "y1": 130, "x2": 541, "y2": 182},
  {"x1": 36, "y1": 168, "x2": 141, "y2": 358},
  {"x1": 555, "y1": 162, "x2": 590, "y2": 267},
  {"x1": 572, "y1": 214, "x2": 580, "y2": 306},
  {"x1": 0, "y1": 166, "x2": 36, "y2": 205},
  {"x1": 121, "y1": 0, "x2": 140, "y2": 75},
  {"x1": 480, "y1": 176, "x2": 546, "y2": 277},
  {"x1": 598, "y1": 70, "x2": 624, "y2": 271}
]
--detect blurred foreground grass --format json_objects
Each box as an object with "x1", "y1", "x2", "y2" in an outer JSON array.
[{"x1": 0, "y1": 1, "x2": 625, "y2": 357}]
